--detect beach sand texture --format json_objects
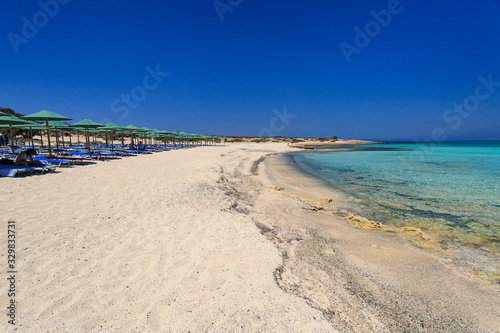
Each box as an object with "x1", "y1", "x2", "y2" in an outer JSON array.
[
  {"x1": 0, "y1": 143, "x2": 498, "y2": 332},
  {"x1": 0, "y1": 144, "x2": 334, "y2": 332}
]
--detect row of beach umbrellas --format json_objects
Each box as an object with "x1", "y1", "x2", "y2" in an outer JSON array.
[{"x1": 0, "y1": 109, "x2": 226, "y2": 157}]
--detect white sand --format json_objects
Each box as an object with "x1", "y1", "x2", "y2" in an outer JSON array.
[
  {"x1": 1, "y1": 143, "x2": 498, "y2": 332},
  {"x1": 0, "y1": 143, "x2": 334, "y2": 332}
]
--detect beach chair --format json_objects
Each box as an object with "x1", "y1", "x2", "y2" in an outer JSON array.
[
  {"x1": 34, "y1": 157, "x2": 75, "y2": 167},
  {"x1": 31, "y1": 164, "x2": 58, "y2": 173},
  {"x1": 69, "y1": 151, "x2": 109, "y2": 160},
  {"x1": 0, "y1": 165, "x2": 34, "y2": 177}
]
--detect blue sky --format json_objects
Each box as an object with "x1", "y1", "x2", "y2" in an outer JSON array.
[{"x1": 1, "y1": 0, "x2": 499, "y2": 140}]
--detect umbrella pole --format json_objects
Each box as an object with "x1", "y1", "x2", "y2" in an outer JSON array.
[
  {"x1": 69, "y1": 131, "x2": 72, "y2": 147},
  {"x1": 55, "y1": 128, "x2": 60, "y2": 152},
  {"x1": 40, "y1": 131, "x2": 43, "y2": 147},
  {"x1": 86, "y1": 129, "x2": 90, "y2": 153},
  {"x1": 45, "y1": 118, "x2": 53, "y2": 158},
  {"x1": 87, "y1": 128, "x2": 91, "y2": 154},
  {"x1": 77, "y1": 131, "x2": 80, "y2": 146},
  {"x1": 30, "y1": 128, "x2": 34, "y2": 148},
  {"x1": 9, "y1": 123, "x2": 15, "y2": 154}
]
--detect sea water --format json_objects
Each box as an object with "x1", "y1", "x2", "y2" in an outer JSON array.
[{"x1": 288, "y1": 142, "x2": 500, "y2": 255}]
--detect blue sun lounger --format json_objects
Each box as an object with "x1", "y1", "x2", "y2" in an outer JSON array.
[
  {"x1": 69, "y1": 151, "x2": 110, "y2": 160},
  {"x1": 31, "y1": 164, "x2": 58, "y2": 173},
  {"x1": 121, "y1": 149, "x2": 152, "y2": 154},
  {"x1": 34, "y1": 158, "x2": 74, "y2": 167},
  {"x1": 0, "y1": 165, "x2": 34, "y2": 177}
]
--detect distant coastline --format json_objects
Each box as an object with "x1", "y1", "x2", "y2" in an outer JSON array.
[
  {"x1": 226, "y1": 136, "x2": 381, "y2": 146},
  {"x1": 290, "y1": 139, "x2": 382, "y2": 149}
]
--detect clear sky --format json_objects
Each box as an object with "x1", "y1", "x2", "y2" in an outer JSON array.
[{"x1": 1, "y1": 0, "x2": 499, "y2": 140}]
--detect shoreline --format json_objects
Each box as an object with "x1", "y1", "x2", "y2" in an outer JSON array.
[
  {"x1": 1, "y1": 142, "x2": 498, "y2": 332},
  {"x1": 267, "y1": 151, "x2": 500, "y2": 277},
  {"x1": 256, "y1": 145, "x2": 500, "y2": 331}
]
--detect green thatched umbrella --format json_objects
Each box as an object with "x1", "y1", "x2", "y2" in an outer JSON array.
[
  {"x1": 140, "y1": 127, "x2": 154, "y2": 145},
  {"x1": 157, "y1": 130, "x2": 173, "y2": 145},
  {"x1": 48, "y1": 121, "x2": 73, "y2": 151},
  {"x1": 168, "y1": 131, "x2": 179, "y2": 145},
  {"x1": 98, "y1": 122, "x2": 127, "y2": 150},
  {"x1": 12, "y1": 120, "x2": 46, "y2": 148},
  {"x1": 88, "y1": 128, "x2": 101, "y2": 145},
  {"x1": 72, "y1": 119, "x2": 103, "y2": 153},
  {"x1": 125, "y1": 125, "x2": 145, "y2": 145},
  {"x1": 177, "y1": 131, "x2": 190, "y2": 145},
  {"x1": 110, "y1": 123, "x2": 128, "y2": 149},
  {"x1": 96, "y1": 125, "x2": 111, "y2": 148},
  {"x1": 22, "y1": 110, "x2": 72, "y2": 157},
  {"x1": 0, "y1": 115, "x2": 35, "y2": 152},
  {"x1": 152, "y1": 129, "x2": 168, "y2": 145}
]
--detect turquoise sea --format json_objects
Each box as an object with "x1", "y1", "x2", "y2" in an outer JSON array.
[{"x1": 288, "y1": 142, "x2": 500, "y2": 254}]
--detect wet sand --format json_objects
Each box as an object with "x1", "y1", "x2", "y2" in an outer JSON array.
[{"x1": 262, "y1": 152, "x2": 500, "y2": 332}]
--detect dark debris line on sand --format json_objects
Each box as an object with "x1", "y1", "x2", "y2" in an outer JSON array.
[{"x1": 250, "y1": 153, "x2": 277, "y2": 176}]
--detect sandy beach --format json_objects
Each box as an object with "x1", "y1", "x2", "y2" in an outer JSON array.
[{"x1": 1, "y1": 143, "x2": 499, "y2": 332}]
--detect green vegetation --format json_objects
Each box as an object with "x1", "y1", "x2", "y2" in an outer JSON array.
[
  {"x1": 224, "y1": 136, "x2": 341, "y2": 143},
  {"x1": 0, "y1": 107, "x2": 23, "y2": 118}
]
